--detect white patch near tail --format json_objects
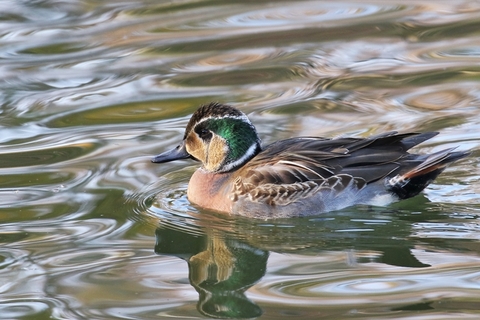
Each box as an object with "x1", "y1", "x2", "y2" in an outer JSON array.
[
  {"x1": 387, "y1": 174, "x2": 409, "y2": 188},
  {"x1": 367, "y1": 193, "x2": 397, "y2": 206}
]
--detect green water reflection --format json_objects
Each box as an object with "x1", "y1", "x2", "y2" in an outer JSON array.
[
  {"x1": 156, "y1": 227, "x2": 266, "y2": 318},
  {"x1": 153, "y1": 198, "x2": 480, "y2": 318}
]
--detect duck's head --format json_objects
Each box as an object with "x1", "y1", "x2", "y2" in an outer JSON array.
[{"x1": 152, "y1": 102, "x2": 262, "y2": 173}]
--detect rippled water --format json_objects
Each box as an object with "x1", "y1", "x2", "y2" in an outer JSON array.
[{"x1": 1, "y1": 0, "x2": 480, "y2": 319}]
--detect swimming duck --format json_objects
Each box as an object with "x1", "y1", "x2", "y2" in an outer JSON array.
[{"x1": 152, "y1": 102, "x2": 469, "y2": 218}]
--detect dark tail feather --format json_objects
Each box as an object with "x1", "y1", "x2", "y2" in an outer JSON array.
[
  {"x1": 351, "y1": 132, "x2": 439, "y2": 152},
  {"x1": 402, "y1": 148, "x2": 469, "y2": 179},
  {"x1": 387, "y1": 148, "x2": 470, "y2": 199},
  {"x1": 401, "y1": 132, "x2": 439, "y2": 150}
]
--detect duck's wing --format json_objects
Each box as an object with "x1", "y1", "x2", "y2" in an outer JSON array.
[{"x1": 233, "y1": 132, "x2": 438, "y2": 205}]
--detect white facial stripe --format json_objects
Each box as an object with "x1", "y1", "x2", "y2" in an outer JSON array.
[
  {"x1": 221, "y1": 141, "x2": 259, "y2": 172},
  {"x1": 195, "y1": 114, "x2": 253, "y2": 127}
]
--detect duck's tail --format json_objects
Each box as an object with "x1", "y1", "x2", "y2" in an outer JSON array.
[{"x1": 387, "y1": 148, "x2": 470, "y2": 199}]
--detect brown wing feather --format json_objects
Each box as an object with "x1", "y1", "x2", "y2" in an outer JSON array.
[{"x1": 233, "y1": 132, "x2": 434, "y2": 205}]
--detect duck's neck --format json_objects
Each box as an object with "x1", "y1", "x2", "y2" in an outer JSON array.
[
  {"x1": 220, "y1": 140, "x2": 261, "y2": 172},
  {"x1": 187, "y1": 169, "x2": 233, "y2": 212}
]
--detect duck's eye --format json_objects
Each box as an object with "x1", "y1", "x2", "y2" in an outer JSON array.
[{"x1": 197, "y1": 128, "x2": 212, "y2": 141}]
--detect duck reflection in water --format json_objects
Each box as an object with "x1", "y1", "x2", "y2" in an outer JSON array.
[
  {"x1": 153, "y1": 206, "x2": 436, "y2": 319},
  {"x1": 155, "y1": 224, "x2": 268, "y2": 318}
]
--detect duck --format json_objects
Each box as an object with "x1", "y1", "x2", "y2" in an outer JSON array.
[{"x1": 152, "y1": 102, "x2": 469, "y2": 218}]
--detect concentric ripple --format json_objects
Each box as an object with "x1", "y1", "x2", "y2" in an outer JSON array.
[
  {"x1": 171, "y1": 48, "x2": 280, "y2": 73},
  {"x1": 250, "y1": 252, "x2": 480, "y2": 307},
  {"x1": 199, "y1": 3, "x2": 402, "y2": 28}
]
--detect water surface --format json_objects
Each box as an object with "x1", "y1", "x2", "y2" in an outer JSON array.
[{"x1": 1, "y1": 0, "x2": 480, "y2": 319}]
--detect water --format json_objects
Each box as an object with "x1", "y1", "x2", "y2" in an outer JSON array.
[{"x1": 1, "y1": 0, "x2": 480, "y2": 319}]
